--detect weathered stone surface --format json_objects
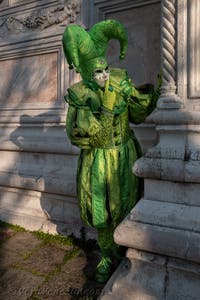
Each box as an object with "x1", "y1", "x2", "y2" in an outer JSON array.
[
  {"x1": 18, "y1": 244, "x2": 66, "y2": 275},
  {"x1": 0, "y1": 0, "x2": 81, "y2": 235},
  {"x1": 0, "y1": 0, "x2": 8, "y2": 9},
  {"x1": 114, "y1": 216, "x2": 200, "y2": 263},
  {"x1": 0, "y1": 186, "x2": 97, "y2": 238},
  {"x1": 0, "y1": 227, "x2": 15, "y2": 242},
  {"x1": 102, "y1": 0, "x2": 200, "y2": 299},
  {"x1": 100, "y1": 252, "x2": 166, "y2": 300},
  {"x1": 39, "y1": 252, "x2": 87, "y2": 299},
  {"x1": 0, "y1": 268, "x2": 44, "y2": 300},
  {"x1": 130, "y1": 199, "x2": 200, "y2": 232},
  {"x1": 0, "y1": 249, "x2": 24, "y2": 269},
  {"x1": 105, "y1": 1, "x2": 161, "y2": 86},
  {"x1": 0, "y1": 0, "x2": 81, "y2": 36},
  {"x1": 0, "y1": 226, "x2": 102, "y2": 300},
  {"x1": 145, "y1": 179, "x2": 200, "y2": 206},
  {"x1": 103, "y1": 1, "x2": 161, "y2": 153},
  {"x1": 2, "y1": 232, "x2": 42, "y2": 255},
  {"x1": 0, "y1": 151, "x2": 77, "y2": 195},
  {"x1": 100, "y1": 249, "x2": 200, "y2": 300},
  {"x1": 0, "y1": 52, "x2": 58, "y2": 105},
  {"x1": 134, "y1": 157, "x2": 196, "y2": 182},
  {"x1": 188, "y1": 0, "x2": 200, "y2": 99},
  {"x1": 0, "y1": 124, "x2": 79, "y2": 154}
]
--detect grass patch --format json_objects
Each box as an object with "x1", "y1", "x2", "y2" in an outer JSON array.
[
  {"x1": 0, "y1": 220, "x2": 98, "y2": 253},
  {"x1": 32, "y1": 230, "x2": 75, "y2": 247},
  {"x1": 0, "y1": 220, "x2": 26, "y2": 232},
  {"x1": 32, "y1": 228, "x2": 98, "y2": 253}
]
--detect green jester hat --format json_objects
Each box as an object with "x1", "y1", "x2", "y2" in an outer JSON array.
[{"x1": 62, "y1": 19, "x2": 128, "y2": 83}]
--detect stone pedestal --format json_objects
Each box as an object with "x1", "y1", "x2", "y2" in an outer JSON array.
[
  {"x1": 100, "y1": 248, "x2": 200, "y2": 300},
  {"x1": 99, "y1": 0, "x2": 200, "y2": 299}
]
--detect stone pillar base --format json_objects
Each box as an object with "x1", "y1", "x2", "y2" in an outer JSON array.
[{"x1": 99, "y1": 248, "x2": 200, "y2": 300}]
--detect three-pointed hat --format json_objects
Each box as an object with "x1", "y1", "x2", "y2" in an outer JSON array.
[{"x1": 62, "y1": 19, "x2": 128, "y2": 81}]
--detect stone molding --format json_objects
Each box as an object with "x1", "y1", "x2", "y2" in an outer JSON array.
[
  {"x1": 100, "y1": 248, "x2": 200, "y2": 300},
  {"x1": 0, "y1": 0, "x2": 57, "y2": 13},
  {"x1": 157, "y1": 0, "x2": 183, "y2": 109},
  {"x1": 145, "y1": 179, "x2": 200, "y2": 207},
  {"x1": 131, "y1": 199, "x2": 200, "y2": 233},
  {"x1": 134, "y1": 116, "x2": 200, "y2": 180},
  {"x1": 158, "y1": 0, "x2": 200, "y2": 107},
  {"x1": 0, "y1": 150, "x2": 77, "y2": 195},
  {"x1": 0, "y1": 0, "x2": 81, "y2": 119},
  {"x1": 152, "y1": 109, "x2": 200, "y2": 125},
  {"x1": 188, "y1": 0, "x2": 200, "y2": 99},
  {"x1": 0, "y1": 35, "x2": 79, "y2": 121},
  {"x1": 0, "y1": 0, "x2": 81, "y2": 36},
  {"x1": 0, "y1": 185, "x2": 97, "y2": 238},
  {"x1": 135, "y1": 0, "x2": 200, "y2": 179},
  {"x1": 160, "y1": 0, "x2": 176, "y2": 95},
  {"x1": 0, "y1": 123, "x2": 79, "y2": 154},
  {"x1": 88, "y1": 0, "x2": 160, "y2": 26},
  {"x1": 0, "y1": 45, "x2": 66, "y2": 119},
  {"x1": 134, "y1": 157, "x2": 200, "y2": 182},
  {"x1": 114, "y1": 211, "x2": 200, "y2": 264}
]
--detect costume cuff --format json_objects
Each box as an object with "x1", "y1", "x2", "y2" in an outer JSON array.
[{"x1": 101, "y1": 106, "x2": 115, "y2": 115}]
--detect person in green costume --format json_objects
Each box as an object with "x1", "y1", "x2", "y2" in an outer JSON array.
[{"x1": 62, "y1": 19, "x2": 160, "y2": 283}]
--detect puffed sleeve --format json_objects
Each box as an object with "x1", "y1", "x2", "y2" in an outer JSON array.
[
  {"x1": 110, "y1": 68, "x2": 160, "y2": 125},
  {"x1": 66, "y1": 87, "x2": 114, "y2": 149},
  {"x1": 125, "y1": 80, "x2": 160, "y2": 125}
]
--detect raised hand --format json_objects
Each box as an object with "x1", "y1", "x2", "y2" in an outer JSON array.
[{"x1": 98, "y1": 80, "x2": 117, "y2": 111}]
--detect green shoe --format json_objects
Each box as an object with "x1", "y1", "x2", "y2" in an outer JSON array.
[{"x1": 95, "y1": 256, "x2": 112, "y2": 283}]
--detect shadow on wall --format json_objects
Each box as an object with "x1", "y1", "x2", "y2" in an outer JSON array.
[
  {"x1": 7, "y1": 112, "x2": 89, "y2": 238},
  {"x1": 0, "y1": 4, "x2": 85, "y2": 236},
  {"x1": 0, "y1": 36, "x2": 94, "y2": 241}
]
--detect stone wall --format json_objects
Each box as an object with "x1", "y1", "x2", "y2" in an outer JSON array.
[
  {"x1": 0, "y1": 0, "x2": 87, "y2": 236},
  {"x1": 85, "y1": 0, "x2": 161, "y2": 152}
]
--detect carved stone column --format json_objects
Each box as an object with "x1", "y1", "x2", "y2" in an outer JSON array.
[{"x1": 100, "y1": 1, "x2": 200, "y2": 299}]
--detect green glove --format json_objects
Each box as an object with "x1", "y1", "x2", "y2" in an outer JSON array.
[
  {"x1": 120, "y1": 78, "x2": 133, "y2": 99},
  {"x1": 98, "y1": 80, "x2": 117, "y2": 111}
]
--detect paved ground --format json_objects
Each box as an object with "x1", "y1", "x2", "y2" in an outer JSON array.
[{"x1": 0, "y1": 223, "x2": 106, "y2": 300}]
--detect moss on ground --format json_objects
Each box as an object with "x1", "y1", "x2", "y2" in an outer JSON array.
[
  {"x1": 0, "y1": 220, "x2": 26, "y2": 232},
  {"x1": 0, "y1": 220, "x2": 98, "y2": 251},
  {"x1": 0, "y1": 220, "x2": 103, "y2": 300},
  {"x1": 32, "y1": 230, "x2": 75, "y2": 247}
]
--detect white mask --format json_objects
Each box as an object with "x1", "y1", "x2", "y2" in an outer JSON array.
[{"x1": 93, "y1": 67, "x2": 110, "y2": 87}]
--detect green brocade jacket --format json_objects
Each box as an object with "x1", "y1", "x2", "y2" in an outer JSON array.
[{"x1": 65, "y1": 68, "x2": 157, "y2": 229}]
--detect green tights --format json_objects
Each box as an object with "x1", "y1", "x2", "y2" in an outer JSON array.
[{"x1": 95, "y1": 225, "x2": 123, "y2": 283}]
